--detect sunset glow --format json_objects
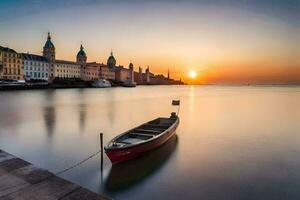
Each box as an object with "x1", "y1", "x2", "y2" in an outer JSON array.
[
  {"x1": 189, "y1": 71, "x2": 197, "y2": 79},
  {"x1": 0, "y1": 0, "x2": 299, "y2": 84}
]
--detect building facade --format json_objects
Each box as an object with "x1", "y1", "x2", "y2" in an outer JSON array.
[
  {"x1": 134, "y1": 66, "x2": 150, "y2": 85},
  {"x1": 1, "y1": 32, "x2": 184, "y2": 85},
  {"x1": 22, "y1": 53, "x2": 49, "y2": 81},
  {"x1": 0, "y1": 49, "x2": 3, "y2": 77},
  {"x1": 43, "y1": 32, "x2": 55, "y2": 62},
  {"x1": 0, "y1": 46, "x2": 23, "y2": 80},
  {"x1": 76, "y1": 44, "x2": 87, "y2": 64},
  {"x1": 115, "y1": 65, "x2": 133, "y2": 83},
  {"x1": 107, "y1": 51, "x2": 116, "y2": 69},
  {"x1": 85, "y1": 62, "x2": 115, "y2": 81},
  {"x1": 83, "y1": 62, "x2": 100, "y2": 81},
  {"x1": 54, "y1": 60, "x2": 81, "y2": 79},
  {"x1": 41, "y1": 33, "x2": 82, "y2": 79},
  {"x1": 77, "y1": 45, "x2": 98, "y2": 81},
  {"x1": 100, "y1": 64, "x2": 115, "y2": 80}
]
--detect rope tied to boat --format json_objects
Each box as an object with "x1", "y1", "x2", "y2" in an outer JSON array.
[
  {"x1": 55, "y1": 150, "x2": 102, "y2": 175},
  {"x1": 1, "y1": 150, "x2": 103, "y2": 193}
]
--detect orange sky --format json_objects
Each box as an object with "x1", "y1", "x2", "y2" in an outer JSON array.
[{"x1": 0, "y1": 1, "x2": 299, "y2": 84}]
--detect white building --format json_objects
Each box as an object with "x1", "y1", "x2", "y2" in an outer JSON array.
[{"x1": 22, "y1": 53, "x2": 49, "y2": 81}]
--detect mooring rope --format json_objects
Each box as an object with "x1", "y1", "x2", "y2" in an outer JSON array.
[
  {"x1": 55, "y1": 150, "x2": 102, "y2": 175},
  {"x1": 1, "y1": 150, "x2": 103, "y2": 194}
]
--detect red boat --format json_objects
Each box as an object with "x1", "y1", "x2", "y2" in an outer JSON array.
[{"x1": 105, "y1": 112, "x2": 180, "y2": 164}]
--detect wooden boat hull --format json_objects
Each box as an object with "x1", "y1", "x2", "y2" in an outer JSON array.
[
  {"x1": 105, "y1": 118, "x2": 179, "y2": 164},
  {"x1": 106, "y1": 135, "x2": 178, "y2": 191}
]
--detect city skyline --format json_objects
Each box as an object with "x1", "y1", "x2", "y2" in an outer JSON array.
[{"x1": 0, "y1": 0, "x2": 299, "y2": 84}]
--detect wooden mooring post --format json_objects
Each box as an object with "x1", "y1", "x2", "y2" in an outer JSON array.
[
  {"x1": 100, "y1": 133, "x2": 104, "y2": 172},
  {"x1": 0, "y1": 149, "x2": 110, "y2": 200}
]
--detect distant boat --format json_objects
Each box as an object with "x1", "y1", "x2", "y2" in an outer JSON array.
[
  {"x1": 0, "y1": 79, "x2": 25, "y2": 85},
  {"x1": 122, "y1": 80, "x2": 136, "y2": 87},
  {"x1": 92, "y1": 79, "x2": 111, "y2": 88},
  {"x1": 105, "y1": 112, "x2": 180, "y2": 164}
]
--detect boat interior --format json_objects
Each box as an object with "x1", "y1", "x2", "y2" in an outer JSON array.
[{"x1": 112, "y1": 117, "x2": 177, "y2": 147}]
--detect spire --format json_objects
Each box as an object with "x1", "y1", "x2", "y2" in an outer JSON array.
[
  {"x1": 80, "y1": 44, "x2": 84, "y2": 51},
  {"x1": 47, "y1": 32, "x2": 51, "y2": 40},
  {"x1": 110, "y1": 50, "x2": 113, "y2": 56},
  {"x1": 168, "y1": 68, "x2": 170, "y2": 79}
]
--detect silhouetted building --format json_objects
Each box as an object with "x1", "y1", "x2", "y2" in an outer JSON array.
[
  {"x1": 76, "y1": 44, "x2": 87, "y2": 64},
  {"x1": 107, "y1": 51, "x2": 116, "y2": 69},
  {"x1": 1, "y1": 32, "x2": 185, "y2": 85},
  {"x1": 115, "y1": 65, "x2": 133, "y2": 83}
]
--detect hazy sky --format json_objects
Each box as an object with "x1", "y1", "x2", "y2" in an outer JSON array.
[{"x1": 0, "y1": 0, "x2": 299, "y2": 84}]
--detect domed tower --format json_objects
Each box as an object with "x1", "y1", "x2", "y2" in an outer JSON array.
[
  {"x1": 128, "y1": 62, "x2": 134, "y2": 82},
  {"x1": 77, "y1": 44, "x2": 87, "y2": 64},
  {"x1": 107, "y1": 51, "x2": 116, "y2": 68},
  {"x1": 146, "y1": 66, "x2": 150, "y2": 84},
  {"x1": 129, "y1": 62, "x2": 133, "y2": 71},
  {"x1": 43, "y1": 32, "x2": 55, "y2": 61}
]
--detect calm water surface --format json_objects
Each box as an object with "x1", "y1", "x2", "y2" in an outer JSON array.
[{"x1": 0, "y1": 86, "x2": 300, "y2": 200}]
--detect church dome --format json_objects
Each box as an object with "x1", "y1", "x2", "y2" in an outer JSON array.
[
  {"x1": 44, "y1": 32, "x2": 55, "y2": 48},
  {"x1": 129, "y1": 62, "x2": 133, "y2": 68},
  {"x1": 77, "y1": 44, "x2": 86, "y2": 57},
  {"x1": 107, "y1": 51, "x2": 116, "y2": 67}
]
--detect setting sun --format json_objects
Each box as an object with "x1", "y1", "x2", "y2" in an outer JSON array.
[{"x1": 189, "y1": 70, "x2": 197, "y2": 79}]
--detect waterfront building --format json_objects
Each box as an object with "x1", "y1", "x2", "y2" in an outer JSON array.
[
  {"x1": 76, "y1": 44, "x2": 91, "y2": 80},
  {"x1": 41, "y1": 33, "x2": 82, "y2": 79},
  {"x1": 42, "y1": 32, "x2": 55, "y2": 79},
  {"x1": 0, "y1": 46, "x2": 23, "y2": 80},
  {"x1": 43, "y1": 32, "x2": 55, "y2": 62},
  {"x1": 149, "y1": 74, "x2": 184, "y2": 85},
  {"x1": 145, "y1": 67, "x2": 150, "y2": 84},
  {"x1": 1, "y1": 32, "x2": 185, "y2": 85},
  {"x1": 138, "y1": 67, "x2": 143, "y2": 83},
  {"x1": 115, "y1": 63, "x2": 134, "y2": 83},
  {"x1": 76, "y1": 44, "x2": 87, "y2": 64},
  {"x1": 107, "y1": 51, "x2": 116, "y2": 69},
  {"x1": 83, "y1": 62, "x2": 100, "y2": 81},
  {"x1": 54, "y1": 60, "x2": 81, "y2": 79},
  {"x1": 86, "y1": 62, "x2": 115, "y2": 81},
  {"x1": 134, "y1": 66, "x2": 151, "y2": 85},
  {"x1": 100, "y1": 64, "x2": 115, "y2": 81},
  {"x1": 129, "y1": 62, "x2": 134, "y2": 82},
  {"x1": 146, "y1": 69, "x2": 184, "y2": 85},
  {"x1": 21, "y1": 53, "x2": 49, "y2": 81},
  {"x1": 0, "y1": 49, "x2": 3, "y2": 77}
]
